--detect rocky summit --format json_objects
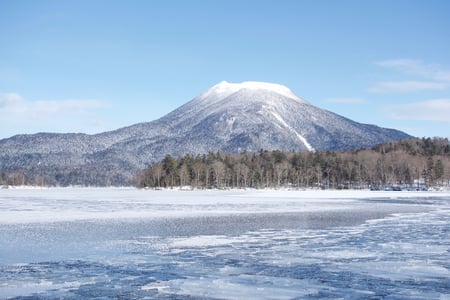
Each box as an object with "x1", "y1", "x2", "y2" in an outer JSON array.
[{"x1": 0, "y1": 81, "x2": 411, "y2": 185}]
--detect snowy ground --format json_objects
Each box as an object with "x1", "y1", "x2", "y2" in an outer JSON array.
[{"x1": 0, "y1": 188, "x2": 449, "y2": 299}]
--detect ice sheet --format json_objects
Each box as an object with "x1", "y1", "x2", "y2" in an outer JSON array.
[
  {"x1": 1, "y1": 188, "x2": 449, "y2": 299},
  {"x1": 0, "y1": 188, "x2": 446, "y2": 224}
]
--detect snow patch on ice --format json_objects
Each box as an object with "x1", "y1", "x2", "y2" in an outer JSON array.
[
  {"x1": 143, "y1": 275, "x2": 320, "y2": 300},
  {"x1": 169, "y1": 235, "x2": 235, "y2": 248},
  {"x1": 0, "y1": 280, "x2": 82, "y2": 298}
]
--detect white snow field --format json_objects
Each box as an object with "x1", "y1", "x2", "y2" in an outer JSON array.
[{"x1": 0, "y1": 188, "x2": 449, "y2": 299}]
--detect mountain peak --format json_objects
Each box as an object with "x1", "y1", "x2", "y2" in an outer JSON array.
[
  {"x1": 201, "y1": 81, "x2": 307, "y2": 104},
  {"x1": 0, "y1": 80, "x2": 412, "y2": 186}
]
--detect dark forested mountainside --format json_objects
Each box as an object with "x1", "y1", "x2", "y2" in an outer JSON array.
[
  {"x1": 136, "y1": 138, "x2": 450, "y2": 190},
  {"x1": 373, "y1": 137, "x2": 450, "y2": 156},
  {"x1": 0, "y1": 81, "x2": 410, "y2": 187}
]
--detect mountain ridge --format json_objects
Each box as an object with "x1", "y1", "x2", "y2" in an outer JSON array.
[{"x1": 0, "y1": 81, "x2": 411, "y2": 185}]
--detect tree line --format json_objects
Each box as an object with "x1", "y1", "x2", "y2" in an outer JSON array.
[{"x1": 136, "y1": 138, "x2": 450, "y2": 189}]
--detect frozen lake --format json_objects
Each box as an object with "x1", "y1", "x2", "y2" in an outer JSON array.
[{"x1": 1, "y1": 188, "x2": 449, "y2": 299}]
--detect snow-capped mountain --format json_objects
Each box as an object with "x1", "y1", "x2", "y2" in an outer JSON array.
[{"x1": 0, "y1": 81, "x2": 411, "y2": 185}]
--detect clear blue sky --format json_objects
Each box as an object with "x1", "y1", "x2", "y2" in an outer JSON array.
[{"x1": 1, "y1": 0, "x2": 449, "y2": 139}]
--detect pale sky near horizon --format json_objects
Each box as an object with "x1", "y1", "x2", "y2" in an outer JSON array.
[{"x1": 1, "y1": 0, "x2": 450, "y2": 139}]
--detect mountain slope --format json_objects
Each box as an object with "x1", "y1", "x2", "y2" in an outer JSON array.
[{"x1": 0, "y1": 81, "x2": 411, "y2": 185}]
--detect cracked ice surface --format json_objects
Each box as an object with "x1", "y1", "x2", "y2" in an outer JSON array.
[{"x1": 0, "y1": 188, "x2": 449, "y2": 299}]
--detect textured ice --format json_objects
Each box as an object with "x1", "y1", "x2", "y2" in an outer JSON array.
[{"x1": 1, "y1": 188, "x2": 449, "y2": 299}]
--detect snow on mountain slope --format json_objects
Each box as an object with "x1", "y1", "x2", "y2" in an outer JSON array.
[
  {"x1": 270, "y1": 110, "x2": 314, "y2": 151},
  {"x1": 197, "y1": 81, "x2": 307, "y2": 104},
  {"x1": 0, "y1": 81, "x2": 411, "y2": 185}
]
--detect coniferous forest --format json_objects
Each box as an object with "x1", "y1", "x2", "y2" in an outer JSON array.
[
  {"x1": 136, "y1": 138, "x2": 450, "y2": 190},
  {"x1": 1, "y1": 137, "x2": 449, "y2": 189}
]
